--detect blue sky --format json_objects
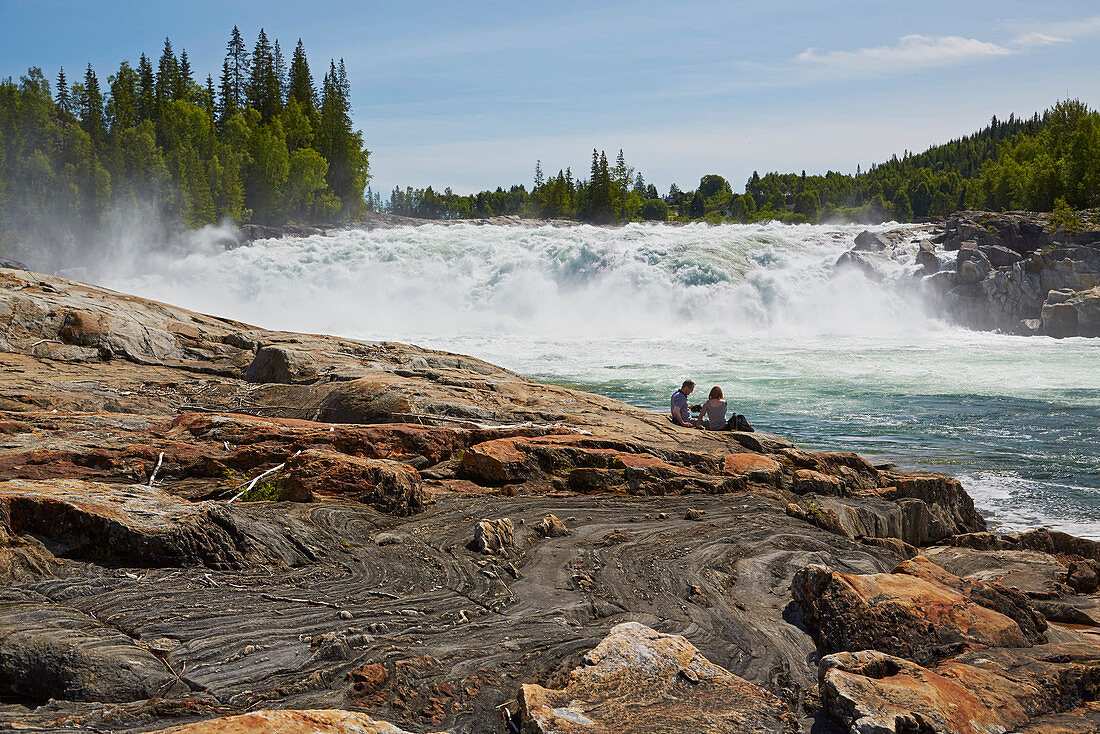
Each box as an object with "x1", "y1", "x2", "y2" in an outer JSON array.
[{"x1": 3, "y1": 1, "x2": 1100, "y2": 197}]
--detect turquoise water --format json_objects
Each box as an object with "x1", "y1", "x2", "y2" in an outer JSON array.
[{"x1": 101, "y1": 222, "x2": 1100, "y2": 538}]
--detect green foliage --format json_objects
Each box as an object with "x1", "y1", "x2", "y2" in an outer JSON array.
[
  {"x1": 1050, "y1": 197, "x2": 1083, "y2": 233},
  {"x1": 240, "y1": 481, "x2": 282, "y2": 501},
  {"x1": 0, "y1": 28, "x2": 371, "y2": 254}
]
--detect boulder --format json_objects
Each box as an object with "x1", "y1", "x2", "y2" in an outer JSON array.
[
  {"x1": 979, "y1": 243, "x2": 1024, "y2": 267},
  {"x1": 534, "y1": 513, "x2": 569, "y2": 538},
  {"x1": 280, "y1": 449, "x2": 425, "y2": 516},
  {"x1": 153, "y1": 709, "x2": 440, "y2": 734},
  {"x1": 470, "y1": 518, "x2": 514, "y2": 554},
  {"x1": 516, "y1": 622, "x2": 792, "y2": 733},
  {"x1": 956, "y1": 246, "x2": 992, "y2": 285},
  {"x1": 792, "y1": 562, "x2": 1037, "y2": 666},
  {"x1": 245, "y1": 344, "x2": 319, "y2": 384},
  {"x1": 835, "y1": 250, "x2": 888, "y2": 281},
  {"x1": 853, "y1": 230, "x2": 906, "y2": 252}
]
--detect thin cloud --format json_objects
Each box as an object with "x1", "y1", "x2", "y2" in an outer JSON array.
[
  {"x1": 797, "y1": 34, "x2": 1012, "y2": 72},
  {"x1": 1007, "y1": 14, "x2": 1100, "y2": 48}
]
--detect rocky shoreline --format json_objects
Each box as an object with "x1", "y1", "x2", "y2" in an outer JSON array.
[
  {"x1": 0, "y1": 266, "x2": 1097, "y2": 733},
  {"x1": 839, "y1": 211, "x2": 1100, "y2": 337}
]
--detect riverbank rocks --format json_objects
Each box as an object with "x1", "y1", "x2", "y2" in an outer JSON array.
[
  {"x1": 792, "y1": 560, "x2": 1042, "y2": 665},
  {"x1": 152, "y1": 709, "x2": 442, "y2": 734},
  {"x1": 820, "y1": 641, "x2": 1100, "y2": 734},
  {"x1": 534, "y1": 513, "x2": 569, "y2": 537},
  {"x1": 515, "y1": 622, "x2": 793, "y2": 733}
]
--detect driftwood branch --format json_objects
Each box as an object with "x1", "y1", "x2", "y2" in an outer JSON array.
[
  {"x1": 225, "y1": 450, "x2": 301, "y2": 503},
  {"x1": 148, "y1": 452, "x2": 164, "y2": 488}
]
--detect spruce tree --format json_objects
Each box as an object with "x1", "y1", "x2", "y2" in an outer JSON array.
[
  {"x1": 178, "y1": 49, "x2": 193, "y2": 100},
  {"x1": 80, "y1": 63, "x2": 105, "y2": 146},
  {"x1": 222, "y1": 26, "x2": 249, "y2": 116},
  {"x1": 137, "y1": 54, "x2": 155, "y2": 121},
  {"x1": 247, "y1": 29, "x2": 280, "y2": 119},
  {"x1": 274, "y1": 40, "x2": 287, "y2": 100},
  {"x1": 106, "y1": 60, "x2": 141, "y2": 131},
  {"x1": 287, "y1": 39, "x2": 315, "y2": 118},
  {"x1": 155, "y1": 37, "x2": 179, "y2": 109},
  {"x1": 55, "y1": 67, "x2": 71, "y2": 116}
]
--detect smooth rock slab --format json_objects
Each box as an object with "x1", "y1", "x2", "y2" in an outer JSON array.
[
  {"x1": 516, "y1": 621, "x2": 792, "y2": 733},
  {"x1": 0, "y1": 600, "x2": 186, "y2": 704},
  {"x1": 151, "y1": 709, "x2": 442, "y2": 734}
]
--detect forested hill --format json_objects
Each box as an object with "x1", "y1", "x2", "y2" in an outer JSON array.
[
  {"x1": 387, "y1": 100, "x2": 1098, "y2": 225},
  {"x1": 0, "y1": 27, "x2": 370, "y2": 264}
]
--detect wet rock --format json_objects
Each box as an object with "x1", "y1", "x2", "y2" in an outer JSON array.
[
  {"x1": 154, "y1": 709, "x2": 439, "y2": 734},
  {"x1": 835, "y1": 250, "x2": 889, "y2": 281},
  {"x1": 516, "y1": 622, "x2": 792, "y2": 733},
  {"x1": 792, "y1": 562, "x2": 1038, "y2": 666},
  {"x1": 280, "y1": 448, "x2": 425, "y2": 516},
  {"x1": 533, "y1": 513, "x2": 569, "y2": 538},
  {"x1": 0, "y1": 600, "x2": 187, "y2": 704},
  {"x1": 470, "y1": 518, "x2": 514, "y2": 554}
]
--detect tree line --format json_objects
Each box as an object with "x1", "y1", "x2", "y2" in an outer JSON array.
[
  {"x1": 0, "y1": 27, "x2": 369, "y2": 261},
  {"x1": 388, "y1": 100, "x2": 1098, "y2": 225}
]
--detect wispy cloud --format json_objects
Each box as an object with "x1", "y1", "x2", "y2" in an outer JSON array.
[
  {"x1": 797, "y1": 34, "x2": 1011, "y2": 72},
  {"x1": 798, "y1": 14, "x2": 1100, "y2": 76},
  {"x1": 1007, "y1": 15, "x2": 1100, "y2": 48}
]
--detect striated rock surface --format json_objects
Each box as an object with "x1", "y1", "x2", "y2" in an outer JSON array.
[{"x1": 516, "y1": 622, "x2": 793, "y2": 733}]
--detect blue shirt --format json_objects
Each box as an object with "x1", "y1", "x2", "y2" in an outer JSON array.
[{"x1": 671, "y1": 389, "x2": 691, "y2": 423}]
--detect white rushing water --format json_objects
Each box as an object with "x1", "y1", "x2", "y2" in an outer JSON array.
[{"x1": 96, "y1": 222, "x2": 1100, "y2": 538}]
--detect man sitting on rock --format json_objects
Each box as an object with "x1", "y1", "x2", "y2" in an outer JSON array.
[{"x1": 670, "y1": 380, "x2": 700, "y2": 428}]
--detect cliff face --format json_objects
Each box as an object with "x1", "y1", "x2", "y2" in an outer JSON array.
[
  {"x1": 841, "y1": 211, "x2": 1100, "y2": 336},
  {"x1": 0, "y1": 266, "x2": 1097, "y2": 733}
]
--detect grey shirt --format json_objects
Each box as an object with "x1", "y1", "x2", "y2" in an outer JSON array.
[{"x1": 671, "y1": 389, "x2": 691, "y2": 424}]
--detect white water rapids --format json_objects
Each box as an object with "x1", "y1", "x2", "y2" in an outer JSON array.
[{"x1": 94, "y1": 221, "x2": 1100, "y2": 538}]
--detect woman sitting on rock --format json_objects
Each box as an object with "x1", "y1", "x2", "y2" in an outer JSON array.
[{"x1": 701, "y1": 386, "x2": 753, "y2": 432}]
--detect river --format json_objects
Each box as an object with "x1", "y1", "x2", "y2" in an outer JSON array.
[{"x1": 97, "y1": 221, "x2": 1100, "y2": 539}]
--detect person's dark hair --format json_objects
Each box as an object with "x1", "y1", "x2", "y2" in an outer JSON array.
[
  {"x1": 709, "y1": 386, "x2": 722, "y2": 400},
  {"x1": 682, "y1": 379, "x2": 695, "y2": 390}
]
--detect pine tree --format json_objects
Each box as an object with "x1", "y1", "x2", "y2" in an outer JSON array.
[
  {"x1": 247, "y1": 29, "x2": 281, "y2": 120},
  {"x1": 287, "y1": 39, "x2": 315, "y2": 118},
  {"x1": 55, "y1": 67, "x2": 71, "y2": 116},
  {"x1": 137, "y1": 54, "x2": 155, "y2": 120},
  {"x1": 178, "y1": 49, "x2": 193, "y2": 100},
  {"x1": 221, "y1": 26, "x2": 249, "y2": 117},
  {"x1": 80, "y1": 63, "x2": 105, "y2": 145},
  {"x1": 155, "y1": 37, "x2": 180, "y2": 110},
  {"x1": 274, "y1": 40, "x2": 287, "y2": 101},
  {"x1": 317, "y1": 58, "x2": 369, "y2": 215},
  {"x1": 203, "y1": 74, "x2": 216, "y2": 117}
]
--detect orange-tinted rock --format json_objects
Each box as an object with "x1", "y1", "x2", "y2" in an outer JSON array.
[
  {"x1": 821, "y1": 641, "x2": 1100, "y2": 734},
  {"x1": 151, "y1": 709, "x2": 440, "y2": 734},
  {"x1": 894, "y1": 555, "x2": 1046, "y2": 642},
  {"x1": 280, "y1": 448, "x2": 425, "y2": 515},
  {"x1": 793, "y1": 469, "x2": 842, "y2": 495},
  {"x1": 792, "y1": 563, "x2": 1034, "y2": 665},
  {"x1": 722, "y1": 452, "x2": 782, "y2": 483},
  {"x1": 516, "y1": 622, "x2": 792, "y2": 733},
  {"x1": 820, "y1": 650, "x2": 1030, "y2": 734}
]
